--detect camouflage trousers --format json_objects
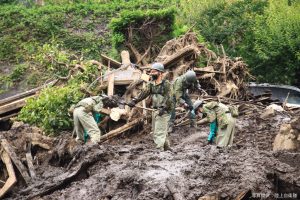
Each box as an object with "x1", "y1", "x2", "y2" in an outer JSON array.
[
  {"x1": 152, "y1": 110, "x2": 171, "y2": 150},
  {"x1": 216, "y1": 113, "x2": 236, "y2": 147},
  {"x1": 73, "y1": 106, "x2": 101, "y2": 144}
]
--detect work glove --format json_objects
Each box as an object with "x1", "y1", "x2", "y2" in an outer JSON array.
[
  {"x1": 196, "y1": 80, "x2": 201, "y2": 91},
  {"x1": 158, "y1": 107, "x2": 166, "y2": 116},
  {"x1": 190, "y1": 109, "x2": 196, "y2": 118},
  {"x1": 127, "y1": 100, "x2": 136, "y2": 107}
]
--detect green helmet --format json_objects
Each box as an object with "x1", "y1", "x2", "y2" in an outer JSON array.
[
  {"x1": 184, "y1": 70, "x2": 197, "y2": 83},
  {"x1": 151, "y1": 63, "x2": 165, "y2": 72},
  {"x1": 193, "y1": 100, "x2": 203, "y2": 110}
]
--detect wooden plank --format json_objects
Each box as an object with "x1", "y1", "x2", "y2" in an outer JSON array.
[
  {"x1": 162, "y1": 46, "x2": 196, "y2": 68},
  {"x1": 120, "y1": 50, "x2": 132, "y2": 69},
  {"x1": 100, "y1": 119, "x2": 142, "y2": 143},
  {"x1": 101, "y1": 54, "x2": 121, "y2": 69},
  {"x1": 0, "y1": 80, "x2": 56, "y2": 106},
  {"x1": 107, "y1": 72, "x2": 115, "y2": 96},
  {"x1": 194, "y1": 68, "x2": 224, "y2": 74},
  {"x1": 0, "y1": 95, "x2": 35, "y2": 115},
  {"x1": 0, "y1": 88, "x2": 39, "y2": 106},
  {"x1": 0, "y1": 151, "x2": 17, "y2": 198},
  {"x1": 26, "y1": 143, "x2": 36, "y2": 178},
  {"x1": 1, "y1": 139, "x2": 31, "y2": 183},
  {"x1": 0, "y1": 112, "x2": 18, "y2": 122}
]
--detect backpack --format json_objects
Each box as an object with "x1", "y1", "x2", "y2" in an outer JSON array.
[{"x1": 229, "y1": 105, "x2": 239, "y2": 118}]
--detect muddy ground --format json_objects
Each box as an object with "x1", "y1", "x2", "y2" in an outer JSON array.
[{"x1": 1, "y1": 109, "x2": 300, "y2": 200}]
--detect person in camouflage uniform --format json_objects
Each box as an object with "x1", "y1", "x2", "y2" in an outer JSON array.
[
  {"x1": 194, "y1": 100, "x2": 237, "y2": 147},
  {"x1": 127, "y1": 63, "x2": 173, "y2": 151},
  {"x1": 70, "y1": 95, "x2": 117, "y2": 144},
  {"x1": 169, "y1": 70, "x2": 201, "y2": 132}
]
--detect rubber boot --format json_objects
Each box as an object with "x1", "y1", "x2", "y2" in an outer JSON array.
[{"x1": 168, "y1": 122, "x2": 174, "y2": 133}]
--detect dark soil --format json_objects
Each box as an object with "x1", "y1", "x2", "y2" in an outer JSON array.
[{"x1": 1, "y1": 110, "x2": 300, "y2": 200}]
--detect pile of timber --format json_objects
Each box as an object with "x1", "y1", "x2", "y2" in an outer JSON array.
[{"x1": 0, "y1": 81, "x2": 57, "y2": 123}]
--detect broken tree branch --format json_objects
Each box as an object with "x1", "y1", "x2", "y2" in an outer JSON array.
[
  {"x1": 0, "y1": 138, "x2": 31, "y2": 184},
  {"x1": 0, "y1": 151, "x2": 17, "y2": 198},
  {"x1": 100, "y1": 119, "x2": 142, "y2": 143}
]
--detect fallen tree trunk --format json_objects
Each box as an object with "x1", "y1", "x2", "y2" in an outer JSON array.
[
  {"x1": 100, "y1": 119, "x2": 142, "y2": 143},
  {"x1": 162, "y1": 46, "x2": 198, "y2": 69}
]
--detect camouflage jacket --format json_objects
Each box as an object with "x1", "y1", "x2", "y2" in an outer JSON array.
[
  {"x1": 75, "y1": 96, "x2": 103, "y2": 113},
  {"x1": 172, "y1": 75, "x2": 194, "y2": 108},
  {"x1": 202, "y1": 102, "x2": 230, "y2": 128},
  {"x1": 134, "y1": 80, "x2": 173, "y2": 112}
]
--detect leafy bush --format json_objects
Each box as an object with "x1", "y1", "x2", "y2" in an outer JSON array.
[
  {"x1": 178, "y1": 0, "x2": 300, "y2": 86},
  {"x1": 18, "y1": 84, "x2": 84, "y2": 135},
  {"x1": 250, "y1": 0, "x2": 300, "y2": 85},
  {"x1": 18, "y1": 61, "x2": 102, "y2": 134},
  {"x1": 0, "y1": 63, "x2": 29, "y2": 89}
]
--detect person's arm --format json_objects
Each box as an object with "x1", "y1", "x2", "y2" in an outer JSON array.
[
  {"x1": 128, "y1": 83, "x2": 151, "y2": 106},
  {"x1": 173, "y1": 79, "x2": 184, "y2": 103},
  {"x1": 182, "y1": 92, "x2": 193, "y2": 110},
  {"x1": 202, "y1": 102, "x2": 217, "y2": 122},
  {"x1": 92, "y1": 97, "x2": 104, "y2": 113},
  {"x1": 197, "y1": 117, "x2": 209, "y2": 125}
]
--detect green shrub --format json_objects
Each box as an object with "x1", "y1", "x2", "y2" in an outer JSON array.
[
  {"x1": 18, "y1": 84, "x2": 84, "y2": 135},
  {"x1": 18, "y1": 62, "x2": 101, "y2": 134}
]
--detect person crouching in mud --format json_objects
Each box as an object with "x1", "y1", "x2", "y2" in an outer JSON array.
[
  {"x1": 193, "y1": 100, "x2": 237, "y2": 147},
  {"x1": 69, "y1": 95, "x2": 118, "y2": 144}
]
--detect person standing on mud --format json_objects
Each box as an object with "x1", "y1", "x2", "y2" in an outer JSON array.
[
  {"x1": 127, "y1": 63, "x2": 173, "y2": 151},
  {"x1": 169, "y1": 70, "x2": 201, "y2": 132},
  {"x1": 69, "y1": 95, "x2": 117, "y2": 144},
  {"x1": 193, "y1": 100, "x2": 237, "y2": 147}
]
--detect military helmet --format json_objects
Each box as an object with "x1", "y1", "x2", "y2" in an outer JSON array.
[
  {"x1": 193, "y1": 100, "x2": 203, "y2": 110},
  {"x1": 184, "y1": 70, "x2": 197, "y2": 83},
  {"x1": 151, "y1": 62, "x2": 165, "y2": 72}
]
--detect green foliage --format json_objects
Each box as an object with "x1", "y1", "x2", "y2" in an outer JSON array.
[
  {"x1": 18, "y1": 84, "x2": 84, "y2": 135},
  {"x1": 110, "y1": 8, "x2": 176, "y2": 57},
  {"x1": 172, "y1": 24, "x2": 189, "y2": 38},
  {"x1": 1, "y1": 0, "x2": 174, "y2": 134},
  {"x1": 179, "y1": 0, "x2": 268, "y2": 53},
  {"x1": 32, "y1": 42, "x2": 71, "y2": 76},
  {"x1": 18, "y1": 62, "x2": 101, "y2": 134},
  {"x1": 250, "y1": 0, "x2": 300, "y2": 84},
  {"x1": 0, "y1": 63, "x2": 29, "y2": 89},
  {"x1": 178, "y1": 0, "x2": 300, "y2": 86}
]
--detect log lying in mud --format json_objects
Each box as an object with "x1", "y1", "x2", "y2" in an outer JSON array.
[{"x1": 100, "y1": 118, "x2": 142, "y2": 143}]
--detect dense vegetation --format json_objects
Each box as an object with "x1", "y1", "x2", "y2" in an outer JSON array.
[
  {"x1": 1, "y1": 0, "x2": 299, "y2": 134},
  {"x1": 178, "y1": 0, "x2": 300, "y2": 85},
  {"x1": 7, "y1": 0, "x2": 175, "y2": 134}
]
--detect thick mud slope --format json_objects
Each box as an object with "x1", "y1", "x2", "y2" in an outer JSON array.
[{"x1": 2, "y1": 110, "x2": 300, "y2": 200}]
